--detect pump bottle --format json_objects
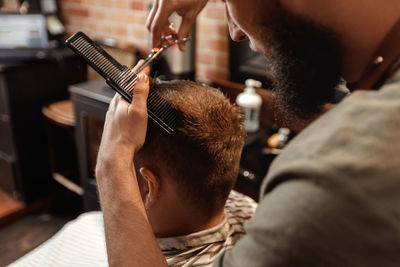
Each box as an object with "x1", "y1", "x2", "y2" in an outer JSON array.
[{"x1": 236, "y1": 79, "x2": 263, "y2": 133}]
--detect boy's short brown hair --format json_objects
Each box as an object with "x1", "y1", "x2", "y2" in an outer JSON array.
[{"x1": 135, "y1": 79, "x2": 246, "y2": 216}]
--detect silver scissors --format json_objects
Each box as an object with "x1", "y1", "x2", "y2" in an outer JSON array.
[{"x1": 134, "y1": 35, "x2": 190, "y2": 74}]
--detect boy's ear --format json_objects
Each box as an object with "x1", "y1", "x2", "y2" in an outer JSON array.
[{"x1": 139, "y1": 167, "x2": 160, "y2": 210}]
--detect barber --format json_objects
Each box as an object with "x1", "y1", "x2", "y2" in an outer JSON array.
[{"x1": 96, "y1": 0, "x2": 400, "y2": 266}]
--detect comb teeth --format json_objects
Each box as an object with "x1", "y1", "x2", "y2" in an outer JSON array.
[
  {"x1": 66, "y1": 32, "x2": 124, "y2": 80},
  {"x1": 147, "y1": 89, "x2": 180, "y2": 132},
  {"x1": 66, "y1": 32, "x2": 179, "y2": 134}
]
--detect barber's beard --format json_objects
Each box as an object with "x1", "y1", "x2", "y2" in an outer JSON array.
[{"x1": 254, "y1": 7, "x2": 343, "y2": 121}]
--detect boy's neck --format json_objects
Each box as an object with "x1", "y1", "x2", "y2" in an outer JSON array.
[{"x1": 152, "y1": 207, "x2": 226, "y2": 238}]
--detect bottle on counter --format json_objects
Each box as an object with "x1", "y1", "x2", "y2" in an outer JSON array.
[{"x1": 236, "y1": 79, "x2": 263, "y2": 133}]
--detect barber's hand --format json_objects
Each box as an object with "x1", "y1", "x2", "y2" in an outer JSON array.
[
  {"x1": 95, "y1": 64, "x2": 168, "y2": 267},
  {"x1": 98, "y1": 63, "x2": 150, "y2": 167},
  {"x1": 146, "y1": 0, "x2": 208, "y2": 51}
]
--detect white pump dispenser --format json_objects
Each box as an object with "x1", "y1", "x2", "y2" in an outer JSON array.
[{"x1": 236, "y1": 79, "x2": 263, "y2": 133}]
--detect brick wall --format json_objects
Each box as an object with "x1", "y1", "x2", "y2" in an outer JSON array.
[{"x1": 59, "y1": 0, "x2": 229, "y2": 82}]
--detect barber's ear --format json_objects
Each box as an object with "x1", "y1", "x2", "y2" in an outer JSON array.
[{"x1": 139, "y1": 167, "x2": 160, "y2": 210}]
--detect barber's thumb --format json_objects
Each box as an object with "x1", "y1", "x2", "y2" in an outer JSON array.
[{"x1": 131, "y1": 74, "x2": 149, "y2": 107}]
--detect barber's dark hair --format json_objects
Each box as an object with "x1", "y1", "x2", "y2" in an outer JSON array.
[{"x1": 135, "y1": 78, "x2": 246, "y2": 216}]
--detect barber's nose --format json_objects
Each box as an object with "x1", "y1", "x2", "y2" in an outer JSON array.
[{"x1": 226, "y1": 6, "x2": 248, "y2": 42}]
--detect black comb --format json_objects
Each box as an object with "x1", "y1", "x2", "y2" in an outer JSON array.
[{"x1": 65, "y1": 31, "x2": 179, "y2": 134}]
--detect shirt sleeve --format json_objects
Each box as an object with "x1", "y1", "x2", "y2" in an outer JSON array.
[{"x1": 213, "y1": 179, "x2": 400, "y2": 267}]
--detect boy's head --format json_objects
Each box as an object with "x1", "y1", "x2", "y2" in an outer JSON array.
[{"x1": 134, "y1": 79, "x2": 245, "y2": 237}]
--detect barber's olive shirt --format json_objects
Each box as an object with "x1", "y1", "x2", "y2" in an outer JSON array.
[{"x1": 215, "y1": 69, "x2": 400, "y2": 267}]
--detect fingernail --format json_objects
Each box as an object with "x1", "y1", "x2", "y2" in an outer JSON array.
[{"x1": 138, "y1": 74, "x2": 147, "y2": 82}]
